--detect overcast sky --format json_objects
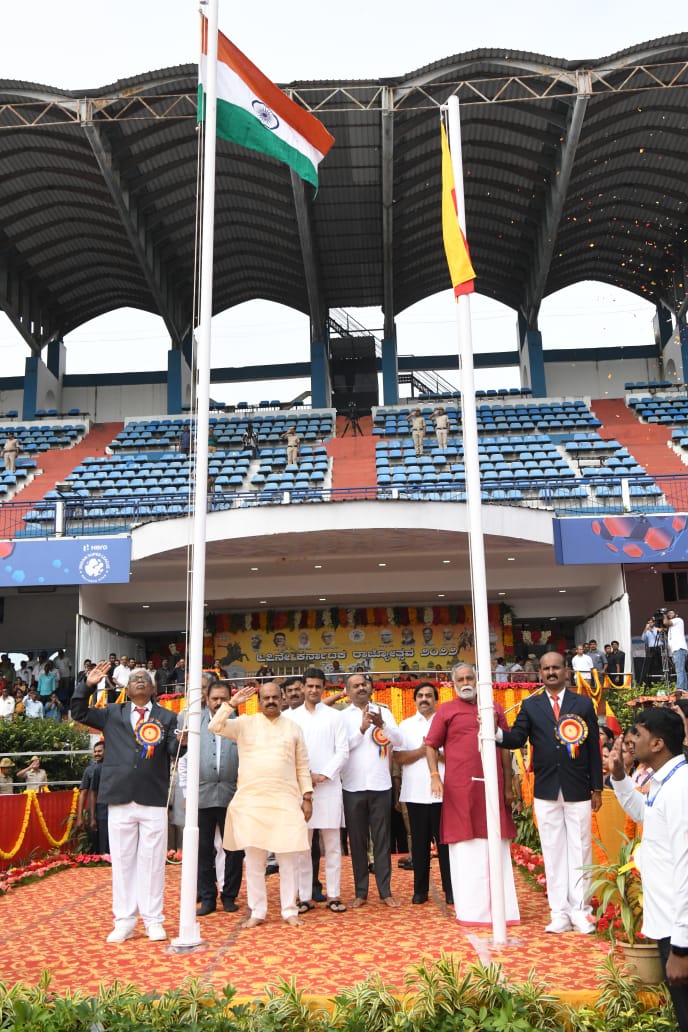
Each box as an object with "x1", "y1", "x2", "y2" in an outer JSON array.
[{"x1": 1, "y1": 0, "x2": 682, "y2": 402}]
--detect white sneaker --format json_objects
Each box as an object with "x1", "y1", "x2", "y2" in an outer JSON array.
[
  {"x1": 545, "y1": 917, "x2": 572, "y2": 933},
  {"x1": 147, "y1": 923, "x2": 167, "y2": 942},
  {"x1": 570, "y1": 911, "x2": 595, "y2": 934},
  {"x1": 106, "y1": 926, "x2": 135, "y2": 944}
]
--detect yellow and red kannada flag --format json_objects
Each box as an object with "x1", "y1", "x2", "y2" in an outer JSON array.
[
  {"x1": 441, "y1": 121, "x2": 476, "y2": 296},
  {"x1": 199, "y1": 16, "x2": 334, "y2": 190}
]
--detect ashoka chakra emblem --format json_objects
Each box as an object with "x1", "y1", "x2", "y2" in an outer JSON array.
[{"x1": 252, "y1": 100, "x2": 279, "y2": 130}]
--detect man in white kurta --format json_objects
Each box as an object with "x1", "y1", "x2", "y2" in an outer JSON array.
[
  {"x1": 208, "y1": 681, "x2": 313, "y2": 928},
  {"x1": 283, "y1": 667, "x2": 349, "y2": 912}
]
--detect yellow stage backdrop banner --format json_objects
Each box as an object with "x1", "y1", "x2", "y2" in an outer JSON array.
[{"x1": 211, "y1": 604, "x2": 505, "y2": 677}]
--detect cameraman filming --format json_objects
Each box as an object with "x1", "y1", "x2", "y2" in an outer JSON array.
[
  {"x1": 664, "y1": 609, "x2": 688, "y2": 695},
  {"x1": 640, "y1": 612, "x2": 663, "y2": 685},
  {"x1": 341, "y1": 399, "x2": 363, "y2": 437}
]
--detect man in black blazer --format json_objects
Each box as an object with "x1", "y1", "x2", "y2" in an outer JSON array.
[
  {"x1": 497, "y1": 651, "x2": 603, "y2": 934},
  {"x1": 72, "y1": 661, "x2": 181, "y2": 944}
]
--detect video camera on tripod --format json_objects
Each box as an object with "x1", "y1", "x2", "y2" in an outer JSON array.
[{"x1": 650, "y1": 608, "x2": 668, "y2": 630}]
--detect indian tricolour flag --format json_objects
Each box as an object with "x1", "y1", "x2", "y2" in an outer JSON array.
[{"x1": 199, "y1": 16, "x2": 334, "y2": 189}]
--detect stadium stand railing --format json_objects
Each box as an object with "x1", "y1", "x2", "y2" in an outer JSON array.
[{"x1": 4, "y1": 469, "x2": 680, "y2": 540}]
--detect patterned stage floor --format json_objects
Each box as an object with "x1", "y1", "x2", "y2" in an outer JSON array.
[{"x1": 0, "y1": 861, "x2": 613, "y2": 1004}]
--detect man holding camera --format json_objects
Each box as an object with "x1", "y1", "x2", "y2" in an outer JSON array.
[
  {"x1": 665, "y1": 609, "x2": 688, "y2": 695},
  {"x1": 641, "y1": 614, "x2": 664, "y2": 685}
]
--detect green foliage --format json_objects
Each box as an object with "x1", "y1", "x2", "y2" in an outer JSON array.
[
  {"x1": 587, "y1": 835, "x2": 644, "y2": 943},
  {"x1": 0, "y1": 719, "x2": 90, "y2": 787},
  {"x1": 513, "y1": 804, "x2": 542, "y2": 851},
  {"x1": 605, "y1": 685, "x2": 643, "y2": 730},
  {"x1": 0, "y1": 959, "x2": 674, "y2": 1031},
  {"x1": 566, "y1": 954, "x2": 676, "y2": 1031}
]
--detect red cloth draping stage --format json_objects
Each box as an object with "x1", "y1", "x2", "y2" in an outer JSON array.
[{"x1": 0, "y1": 789, "x2": 77, "y2": 871}]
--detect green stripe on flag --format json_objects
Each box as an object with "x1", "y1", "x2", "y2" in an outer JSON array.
[{"x1": 197, "y1": 88, "x2": 319, "y2": 188}]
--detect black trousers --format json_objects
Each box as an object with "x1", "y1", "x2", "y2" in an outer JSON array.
[
  {"x1": 658, "y1": 937, "x2": 688, "y2": 1032},
  {"x1": 311, "y1": 830, "x2": 322, "y2": 895},
  {"x1": 197, "y1": 806, "x2": 244, "y2": 904},
  {"x1": 343, "y1": 788, "x2": 392, "y2": 900},
  {"x1": 640, "y1": 647, "x2": 663, "y2": 684},
  {"x1": 406, "y1": 801, "x2": 452, "y2": 898},
  {"x1": 96, "y1": 803, "x2": 109, "y2": 855}
]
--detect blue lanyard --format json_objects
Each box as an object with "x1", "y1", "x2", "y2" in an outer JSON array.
[{"x1": 645, "y1": 758, "x2": 687, "y2": 808}]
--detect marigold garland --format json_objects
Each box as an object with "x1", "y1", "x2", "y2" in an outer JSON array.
[
  {"x1": 0, "y1": 788, "x2": 79, "y2": 859},
  {"x1": 0, "y1": 794, "x2": 32, "y2": 860},
  {"x1": 30, "y1": 787, "x2": 79, "y2": 848}
]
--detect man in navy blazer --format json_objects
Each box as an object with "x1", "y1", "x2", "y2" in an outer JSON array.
[
  {"x1": 497, "y1": 651, "x2": 603, "y2": 934},
  {"x1": 72, "y1": 661, "x2": 181, "y2": 944}
]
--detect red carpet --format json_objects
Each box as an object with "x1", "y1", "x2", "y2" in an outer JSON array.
[
  {"x1": 5, "y1": 421, "x2": 124, "y2": 537},
  {"x1": 327, "y1": 416, "x2": 378, "y2": 497},
  {"x1": 591, "y1": 397, "x2": 686, "y2": 508},
  {"x1": 0, "y1": 861, "x2": 611, "y2": 1004}
]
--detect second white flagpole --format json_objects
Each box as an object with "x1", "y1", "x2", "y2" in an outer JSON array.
[
  {"x1": 172, "y1": 0, "x2": 218, "y2": 950},
  {"x1": 446, "y1": 93, "x2": 507, "y2": 945}
]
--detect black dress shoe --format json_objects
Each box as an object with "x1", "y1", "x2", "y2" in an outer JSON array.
[
  {"x1": 412, "y1": 894, "x2": 428, "y2": 905},
  {"x1": 312, "y1": 889, "x2": 327, "y2": 903},
  {"x1": 265, "y1": 864, "x2": 279, "y2": 875},
  {"x1": 196, "y1": 901, "x2": 217, "y2": 916},
  {"x1": 398, "y1": 857, "x2": 414, "y2": 870},
  {"x1": 222, "y1": 898, "x2": 238, "y2": 913}
]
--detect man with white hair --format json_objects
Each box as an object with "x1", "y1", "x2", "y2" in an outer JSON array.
[
  {"x1": 425, "y1": 662, "x2": 519, "y2": 924},
  {"x1": 71, "y1": 662, "x2": 182, "y2": 943}
]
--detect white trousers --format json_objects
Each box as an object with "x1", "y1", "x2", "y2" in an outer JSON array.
[
  {"x1": 448, "y1": 838, "x2": 520, "y2": 924},
  {"x1": 244, "y1": 847, "x2": 298, "y2": 920},
  {"x1": 108, "y1": 802, "x2": 168, "y2": 930},
  {"x1": 533, "y1": 794, "x2": 592, "y2": 921},
  {"x1": 297, "y1": 828, "x2": 342, "y2": 902}
]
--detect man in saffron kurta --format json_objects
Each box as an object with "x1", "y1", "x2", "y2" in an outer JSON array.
[
  {"x1": 208, "y1": 681, "x2": 313, "y2": 928},
  {"x1": 425, "y1": 663, "x2": 519, "y2": 925}
]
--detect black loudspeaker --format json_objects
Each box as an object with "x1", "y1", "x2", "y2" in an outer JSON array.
[{"x1": 330, "y1": 336, "x2": 378, "y2": 414}]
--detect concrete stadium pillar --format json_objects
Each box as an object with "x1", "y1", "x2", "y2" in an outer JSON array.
[
  {"x1": 381, "y1": 336, "x2": 399, "y2": 406},
  {"x1": 520, "y1": 327, "x2": 546, "y2": 397},
  {"x1": 310, "y1": 337, "x2": 331, "y2": 409},
  {"x1": 167, "y1": 347, "x2": 191, "y2": 415},
  {"x1": 679, "y1": 324, "x2": 688, "y2": 382},
  {"x1": 22, "y1": 352, "x2": 63, "y2": 421},
  {"x1": 654, "y1": 303, "x2": 673, "y2": 351}
]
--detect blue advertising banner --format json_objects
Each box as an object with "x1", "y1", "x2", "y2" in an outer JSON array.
[
  {"x1": 553, "y1": 514, "x2": 688, "y2": 565},
  {"x1": 0, "y1": 537, "x2": 131, "y2": 586}
]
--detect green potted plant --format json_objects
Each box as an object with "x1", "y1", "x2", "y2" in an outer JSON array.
[{"x1": 588, "y1": 835, "x2": 664, "y2": 984}]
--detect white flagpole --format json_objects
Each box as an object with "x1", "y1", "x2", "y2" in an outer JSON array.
[
  {"x1": 446, "y1": 93, "x2": 507, "y2": 945},
  {"x1": 172, "y1": 0, "x2": 218, "y2": 950}
]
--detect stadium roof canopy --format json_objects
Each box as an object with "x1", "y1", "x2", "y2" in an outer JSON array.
[{"x1": 2, "y1": 33, "x2": 688, "y2": 354}]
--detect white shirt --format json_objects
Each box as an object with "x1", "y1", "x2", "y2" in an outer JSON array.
[
  {"x1": 0, "y1": 694, "x2": 15, "y2": 719},
  {"x1": 283, "y1": 702, "x2": 349, "y2": 827},
  {"x1": 130, "y1": 700, "x2": 152, "y2": 730},
  {"x1": 395, "y1": 710, "x2": 444, "y2": 804},
  {"x1": 571, "y1": 653, "x2": 594, "y2": 673},
  {"x1": 24, "y1": 697, "x2": 44, "y2": 718},
  {"x1": 54, "y1": 655, "x2": 72, "y2": 678},
  {"x1": 667, "y1": 616, "x2": 687, "y2": 655},
  {"x1": 113, "y1": 664, "x2": 131, "y2": 688},
  {"x1": 612, "y1": 756, "x2": 688, "y2": 946},
  {"x1": 494, "y1": 664, "x2": 508, "y2": 683},
  {"x1": 642, "y1": 627, "x2": 660, "y2": 649},
  {"x1": 340, "y1": 703, "x2": 403, "y2": 792}
]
